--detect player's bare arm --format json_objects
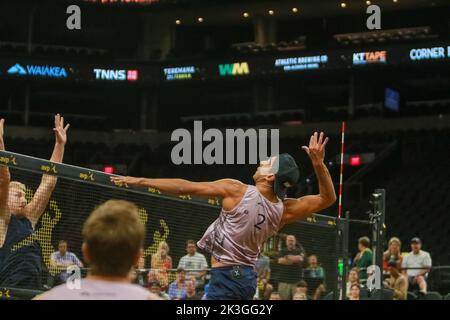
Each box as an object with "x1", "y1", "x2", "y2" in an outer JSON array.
[
  {"x1": 0, "y1": 119, "x2": 11, "y2": 220},
  {"x1": 111, "y1": 176, "x2": 247, "y2": 211},
  {"x1": 281, "y1": 132, "x2": 337, "y2": 225},
  {"x1": 22, "y1": 114, "x2": 70, "y2": 227}
]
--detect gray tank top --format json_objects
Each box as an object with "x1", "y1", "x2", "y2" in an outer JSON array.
[{"x1": 197, "y1": 185, "x2": 284, "y2": 267}]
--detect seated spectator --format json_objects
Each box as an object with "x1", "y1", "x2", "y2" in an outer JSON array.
[
  {"x1": 383, "y1": 237, "x2": 403, "y2": 273},
  {"x1": 255, "y1": 251, "x2": 273, "y2": 300},
  {"x1": 352, "y1": 236, "x2": 373, "y2": 282},
  {"x1": 276, "y1": 235, "x2": 306, "y2": 300},
  {"x1": 168, "y1": 268, "x2": 187, "y2": 300},
  {"x1": 147, "y1": 270, "x2": 158, "y2": 284},
  {"x1": 149, "y1": 281, "x2": 170, "y2": 300},
  {"x1": 384, "y1": 259, "x2": 408, "y2": 300},
  {"x1": 183, "y1": 279, "x2": 202, "y2": 300},
  {"x1": 304, "y1": 255, "x2": 325, "y2": 279},
  {"x1": 294, "y1": 280, "x2": 311, "y2": 300},
  {"x1": 346, "y1": 267, "x2": 361, "y2": 299},
  {"x1": 269, "y1": 292, "x2": 282, "y2": 300},
  {"x1": 293, "y1": 292, "x2": 307, "y2": 300},
  {"x1": 151, "y1": 241, "x2": 172, "y2": 290},
  {"x1": 36, "y1": 200, "x2": 159, "y2": 300},
  {"x1": 304, "y1": 254, "x2": 326, "y2": 299},
  {"x1": 177, "y1": 240, "x2": 208, "y2": 288},
  {"x1": 348, "y1": 283, "x2": 361, "y2": 300},
  {"x1": 49, "y1": 240, "x2": 83, "y2": 285},
  {"x1": 401, "y1": 237, "x2": 432, "y2": 295}
]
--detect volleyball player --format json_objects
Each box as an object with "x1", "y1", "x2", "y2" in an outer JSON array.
[
  {"x1": 111, "y1": 131, "x2": 336, "y2": 299},
  {"x1": 0, "y1": 114, "x2": 69, "y2": 289}
]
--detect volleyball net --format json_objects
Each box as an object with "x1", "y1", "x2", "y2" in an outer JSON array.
[{"x1": 0, "y1": 150, "x2": 339, "y2": 300}]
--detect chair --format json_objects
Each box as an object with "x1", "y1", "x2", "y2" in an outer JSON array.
[
  {"x1": 369, "y1": 288, "x2": 394, "y2": 300},
  {"x1": 407, "y1": 291, "x2": 418, "y2": 300},
  {"x1": 423, "y1": 292, "x2": 442, "y2": 300}
]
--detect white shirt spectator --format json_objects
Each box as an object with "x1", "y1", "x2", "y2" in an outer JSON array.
[
  {"x1": 51, "y1": 251, "x2": 83, "y2": 267},
  {"x1": 401, "y1": 250, "x2": 432, "y2": 277},
  {"x1": 178, "y1": 252, "x2": 208, "y2": 281}
]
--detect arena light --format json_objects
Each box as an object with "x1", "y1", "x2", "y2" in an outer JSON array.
[
  {"x1": 175, "y1": 19, "x2": 181, "y2": 25},
  {"x1": 366, "y1": 1, "x2": 372, "y2": 5},
  {"x1": 340, "y1": 2, "x2": 347, "y2": 8},
  {"x1": 197, "y1": 17, "x2": 204, "y2": 23},
  {"x1": 268, "y1": 10, "x2": 274, "y2": 15},
  {"x1": 349, "y1": 155, "x2": 362, "y2": 166},
  {"x1": 243, "y1": 12, "x2": 249, "y2": 18},
  {"x1": 292, "y1": 7, "x2": 299, "y2": 13}
]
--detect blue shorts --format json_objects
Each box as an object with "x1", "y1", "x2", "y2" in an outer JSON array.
[{"x1": 207, "y1": 266, "x2": 257, "y2": 300}]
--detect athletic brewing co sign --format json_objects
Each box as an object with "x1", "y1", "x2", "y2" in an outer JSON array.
[{"x1": 7, "y1": 63, "x2": 68, "y2": 78}]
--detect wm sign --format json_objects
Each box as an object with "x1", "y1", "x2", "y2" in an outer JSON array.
[{"x1": 218, "y1": 62, "x2": 250, "y2": 76}]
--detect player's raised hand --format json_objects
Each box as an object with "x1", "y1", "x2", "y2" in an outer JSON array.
[
  {"x1": 301, "y1": 132, "x2": 329, "y2": 165},
  {"x1": 53, "y1": 114, "x2": 70, "y2": 145}
]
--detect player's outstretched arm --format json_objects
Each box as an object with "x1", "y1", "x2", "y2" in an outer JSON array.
[
  {"x1": 111, "y1": 176, "x2": 246, "y2": 199},
  {"x1": 23, "y1": 114, "x2": 69, "y2": 226}
]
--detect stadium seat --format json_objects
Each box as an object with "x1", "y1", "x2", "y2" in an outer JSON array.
[
  {"x1": 407, "y1": 291, "x2": 418, "y2": 300},
  {"x1": 421, "y1": 292, "x2": 442, "y2": 300}
]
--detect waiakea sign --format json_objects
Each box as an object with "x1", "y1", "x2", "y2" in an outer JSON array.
[{"x1": 7, "y1": 63, "x2": 68, "y2": 78}]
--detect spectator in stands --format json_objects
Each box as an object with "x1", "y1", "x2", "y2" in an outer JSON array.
[
  {"x1": 36, "y1": 200, "x2": 159, "y2": 299},
  {"x1": 383, "y1": 237, "x2": 403, "y2": 272},
  {"x1": 401, "y1": 237, "x2": 432, "y2": 295},
  {"x1": 293, "y1": 292, "x2": 307, "y2": 300},
  {"x1": 149, "y1": 281, "x2": 170, "y2": 300},
  {"x1": 352, "y1": 236, "x2": 373, "y2": 281},
  {"x1": 177, "y1": 240, "x2": 208, "y2": 288},
  {"x1": 277, "y1": 235, "x2": 305, "y2": 300},
  {"x1": 346, "y1": 268, "x2": 361, "y2": 299},
  {"x1": 255, "y1": 251, "x2": 273, "y2": 300},
  {"x1": 384, "y1": 258, "x2": 408, "y2": 300},
  {"x1": 269, "y1": 292, "x2": 282, "y2": 300},
  {"x1": 348, "y1": 284, "x2": 361, "y2": 300},
  {"x1": 147, "y1": 269, "x2": 157, "y2": 284},
  {"x1": 151, "y1": 241, "x2": 172, "y2": 290},
  {"x1": 305, "y1": 254, "x2": 325, "y2": 279},
  {"x1": 304, "y1": 254, "x2": 326, "y2": 299},
  {"x1": 168, "y1": 268, "x2": 187, "y2": 300},
  {"x1": 183, "y1": 278, "x2": 202, "y2": 300},
  {"x1": 49, "y1": 240, "x2": 83, "y2": 285},
  {"x1": 294, "y1": 280, "x2": 311, "y2": 300}
]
